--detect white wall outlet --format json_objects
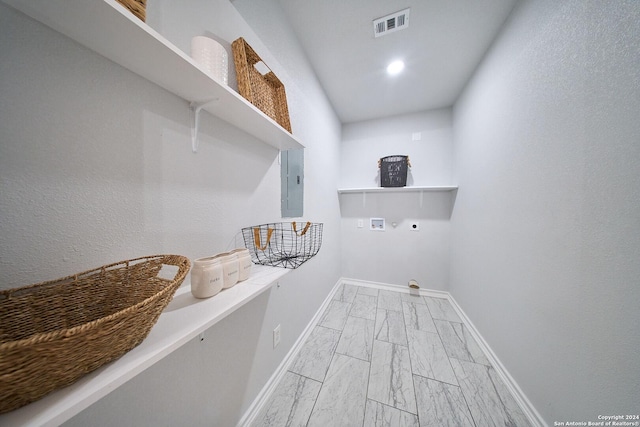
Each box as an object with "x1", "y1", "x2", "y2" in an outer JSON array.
[
  {"x1": 273, "y1": 324, "x2": 281, "y2": 348},
  {"x1": 357, "y1": 219, "x2": 364, "y2": 228},
  {"x1": 412, "y1": 132, "x2": 422, "y2": 141},
  {"x1": 410, "y1": 221, "x2": 420, "y2": 231}
]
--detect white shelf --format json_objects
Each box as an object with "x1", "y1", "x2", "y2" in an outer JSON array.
[
  {"x1": 337, "y1": 185, "x2": 458, "y2": 194},
  {"x1": 0, "y1": 265, "x2": 289, "y2": 427},
  {"x1": 3, "y1": 0, "x2": 303, "y2": 151}
]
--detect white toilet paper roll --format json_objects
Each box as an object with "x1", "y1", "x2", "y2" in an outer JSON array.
[{"x1": 191, "y1": 36, "x2": 228, "y2": 85}]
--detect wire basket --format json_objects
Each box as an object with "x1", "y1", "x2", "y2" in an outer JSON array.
[
  {"x1": 242, "y1": 222, "x2": 323, "y2": 269},
  {"x1": 0, "y1": 254, "x2": 190, "y2": 413},
  {"x1": 379, "y1": 155, "x2": 411, "y2": 187}
]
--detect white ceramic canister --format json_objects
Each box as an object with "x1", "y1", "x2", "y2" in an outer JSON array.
[
  {"x1": 191, "y1": 36, "x2": 229, "y2": 85},
  {"x1": 217, "y1": 252, "x2": 239, "y2": 289},
  {"x1": 190, "y1": 255, "x2": 224, "y2": 298},
  {"x1": 231, "y1": 248, "x2": 252, "y2": 282}
]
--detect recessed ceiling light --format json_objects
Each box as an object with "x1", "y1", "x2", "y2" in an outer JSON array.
[{"x1": 387, "y1": 60, "x2": 404, "y2": 76}]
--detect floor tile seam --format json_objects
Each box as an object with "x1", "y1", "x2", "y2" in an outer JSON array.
[
  {"x1": 401, "y1": 301, "x2": 438, "y2": 333},
  {"x1": 404, "y1": 325, "x2": 462, "y2": 388},
  {"x1": 417, "y1": 298, "x2": 435, "y2": 318},
  {"x1": 284, "y1": 369, "x2": 324, "y2": 386},
  {"x1": 362, "y1": 345, "x2": 374, "y2": 427},
  {"x1": 432, "y1": 314, "x2": 473, "y2": 400},
  {"x1": 348, "y1": 312, "x2": 377, "y2": 321},
  {"x1": 413, "y1": 369, "x2": 479, "y2": 427},
  {"x1": 405, "y1": 334, "x2": 421, "y2": 421},
  {"x1": 444, "y1": 359, "x2": 481, "y2": 427},
  {"x1": 371, "y1": 339, "x2": 419, "y2": 416},
  {"x1": 432, "y1": 318, "x2": 490, "y2": 367},
  {"x1": 411, "y1": 371, "x2": 462, "y2": 389},
  {"x1": 404, "y1": 324, "x2": 440, "y2": 335},
  {"x1": 365, "y1": 396, "x2": 419, "y2": 423},
  {"x1": 293, "y1": 321, "x2": 344, "y2": 384},
  {"x1": 332, "y1": 295, "x2": 358, "y2": 304},
  {"x1": 448, "y1": 355, "x2": 493, "y2": 369},
  {"x1": 303, "y1": 350, "x2": 344, "y2": 426},
  {"x1": 322, "y1": 351, "x2": 371, "y2": 427},
  {"x1": 319, "y1": 299, "x2": 352, "y2": 331},
  {"x1": 376, "y1": 307, "x2": 403, "y2": 313},
  {"x1": 482, "y1": 365, "x2": 524, "y2": 425},
  {"x1": 334, "y1": 348, "x2": 371, "y2": 363},
  {"x1": 337, "y1": 318, "x2": 376, "y2": 362},
  {"x1": 320, "y1": 324, "x2": 347, "y2": 332},
  {"x1": 347, "y1": 294, "x2": 378, "y2": 321},
  {"x1": 448, "y1": 355, "x2": 512, "y2": 426},
  {"x1": 308, "y1": 324, "x2": 345, "y2": 360},
  {"x1": 431, "y1": 316, "x2": 464, "y2": 324},
  {"x1": 421, "y1": 295, "x2": 441, "y2": 315},
  {"x1": 373, "y1": 336, "x2": 409, "y2": 349}
]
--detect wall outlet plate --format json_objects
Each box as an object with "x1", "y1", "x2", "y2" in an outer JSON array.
[
  {"x1": 273, "y1": 324, "x2": 281, "y2": 348},
  {"x1": 370, "y1": 218, "x2": 385, "y2": 231}
]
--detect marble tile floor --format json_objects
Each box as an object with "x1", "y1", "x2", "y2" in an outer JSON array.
[{"x1": 251, "y1": 283, "x2": 531, "y2": 427}]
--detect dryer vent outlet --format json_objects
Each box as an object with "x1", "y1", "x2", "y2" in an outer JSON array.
[{"x1": 408, "y1": 280, "x2": 420, "y2": 296}]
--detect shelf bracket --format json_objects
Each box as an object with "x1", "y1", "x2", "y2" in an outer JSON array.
[{"x1": 190, "y1": 99, "x2": 219, "y2": 153}]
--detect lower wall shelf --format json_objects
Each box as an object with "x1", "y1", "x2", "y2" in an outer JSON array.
[{"x1": 0, "y1": 265, "x2": 289, "y2": 427}]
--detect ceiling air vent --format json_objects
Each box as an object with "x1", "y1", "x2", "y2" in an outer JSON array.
[{"x1": 373, "y1": 8, "x2": 410, "y2": 38}]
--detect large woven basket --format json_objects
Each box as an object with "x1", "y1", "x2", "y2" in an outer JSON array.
[
  {"x1": 0, "y1": 254, "x2": 190, "y2": 413},
  {"x1": 231, "y1": 37, "x2": 292, "y2": 133}
]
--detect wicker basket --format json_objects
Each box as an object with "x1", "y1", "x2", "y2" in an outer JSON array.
[
  {"x1": 231, "y1": 37, "x2": 292, "y2": 133},
  {"x1": 0, "y1": 254, "x2": 190, "y2": 413},
  {"x1": 116, "y1": 0, "x2": 146, "y2": 22}
]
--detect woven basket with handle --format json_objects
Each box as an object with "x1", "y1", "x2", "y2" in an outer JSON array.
[
  {"x1": 0, "y1": 254, "x2": 190, "y2": 413},
  {"x1": 231, "y1": 37, "x2": 292, "y2": 133},
  {"x1": 116, "y1": 0, "x2": 146, "y2": 22}
]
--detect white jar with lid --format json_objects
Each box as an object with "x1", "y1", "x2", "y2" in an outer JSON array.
[
  {"x1": 190, "y1": 255, "x2": 224, "y2": 298},
  {"x1": 231, "y1": 248, "x2": 252, "y2": 281},
  {"x1": 217, "y1": 252, "x2": 239, "y2": 289}
]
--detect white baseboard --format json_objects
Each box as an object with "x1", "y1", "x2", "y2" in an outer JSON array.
[
  {"x1": 341, "y1": 277, "x2": 451, "y2": 299},
  {"x1": 445, "y1": 294, "x2": 547, "y2": 427},
  {"x1": 237, "y1": 277, "x2": 344, "y2": 427},
  {"x1": 239, "y1": 277, "x2": 546, "y2": 427}
]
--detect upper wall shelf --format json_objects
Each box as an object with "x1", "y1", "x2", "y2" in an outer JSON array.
[
  {"x1": 3, "y1": 0, "x2": 304, "y2": 151},
  {"x1": 337, "y1": 186, "x2": 458, "y2": 194}
]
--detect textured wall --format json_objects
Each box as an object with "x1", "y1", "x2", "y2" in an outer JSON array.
[
  {"x1": 451, "y1": 0, "x2": 640, "y2": 423},
  {"x1": 339, "y1": 110, "x2": 454, "y2": 288},
  {"x1": 0, "y1": 0, "x2": 341, "y2": 425}
]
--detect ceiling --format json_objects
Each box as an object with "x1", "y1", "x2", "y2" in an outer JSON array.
[{"x1": 275, "y1": 0, "x2": 518, "y2": 123}]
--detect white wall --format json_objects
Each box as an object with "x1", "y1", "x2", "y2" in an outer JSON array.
[
  {"x1": 451, "y1": 0, "x2": 640, "y2": 423},
  {"x1": 0, "y1": 0, "x2": 341, "y2": 424},
  {"x1": 339, "y1": 110, "x2": 454, "y2": 289}
]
